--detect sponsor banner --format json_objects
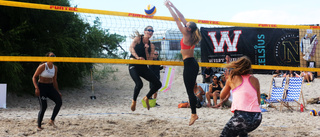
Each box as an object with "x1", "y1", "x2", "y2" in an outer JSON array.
[{"x1": 200, "y1": 27, "x2": 300, "y2": 73}]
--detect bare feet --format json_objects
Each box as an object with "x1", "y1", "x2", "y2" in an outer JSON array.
[
  {"x1": 37, "y1": 127, "x2": 43, "y2": 131},
  {"x1": 143, "y1": 96, "x2": 150, "y2": 110},
  {"x1": 131, "y1": 100, "x2": 136, "y2": 111},
  {"x1": 212, "y1": 104, "x2": 221, "y2": 108},
  {"x1": 189, "y1": 114, "x2": 198, "y2": 126},
  {"x1": 206, "y1": 103, "x2": 211, "y2": 107},
  {"x1": 48, "y1": 120, "x2": 57, "y2": 128}
]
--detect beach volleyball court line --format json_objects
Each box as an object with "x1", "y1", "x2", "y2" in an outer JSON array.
[{"x1": 58, "y1": 112, "x2": 187, "y2": 120}]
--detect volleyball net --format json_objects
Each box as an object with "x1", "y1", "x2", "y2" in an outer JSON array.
[{"x1": 1, "y1": 0, "x2": 320, "y2": 73}]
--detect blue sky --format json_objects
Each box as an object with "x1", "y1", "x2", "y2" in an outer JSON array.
[{"x1": 70, "y1": 0, "x2": 320, "y2": 25}]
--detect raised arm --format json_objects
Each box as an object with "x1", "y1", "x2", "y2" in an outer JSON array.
[
  {"x1": 169, "y1": 1, "x2": 187, "y2": 25},
  {"x1": 164, "y1": 0, "x2": 187, "y2": 35}
]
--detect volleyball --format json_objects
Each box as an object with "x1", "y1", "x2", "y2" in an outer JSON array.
[
  {"x1": 144, "y1": 4, "x2": 156, "y2": 16},
  {"x1": 310, "y1": 109, "x2": 317, "y2": 116}
]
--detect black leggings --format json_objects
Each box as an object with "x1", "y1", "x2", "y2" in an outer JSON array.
[
  {"x1": 37, "y1": 83, "x2": 62, "y2": 128},
  {"x1": 129, "y1": 64, "x2": 162, "y2": 101},
  {"x1": 183, "y1": 58, "x2": 199, "y2": 114},
  {"x1": 220, "y1": 110, "x2": 262, "y2": 137}
]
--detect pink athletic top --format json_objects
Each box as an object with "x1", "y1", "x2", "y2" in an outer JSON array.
[
  {"x1": 231, "y1": 74, "x2": 261, "y2": 113},
  {"x1": 180, "y1": 38, "x2": 195, "y2": 49}
]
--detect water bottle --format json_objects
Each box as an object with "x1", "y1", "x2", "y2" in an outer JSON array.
[{"x1": 300, "y1": 103, "x2": 304, "y2": 112}]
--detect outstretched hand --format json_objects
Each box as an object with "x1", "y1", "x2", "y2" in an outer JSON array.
[{"x1": 164, "y1": 0, "x2": 172, "y2": 7}]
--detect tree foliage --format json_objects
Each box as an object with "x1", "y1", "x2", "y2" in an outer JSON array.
[{"x1": 0, "y1": 0, "x2": 126, "y2": 94}]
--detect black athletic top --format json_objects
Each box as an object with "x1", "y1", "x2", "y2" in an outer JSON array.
[
  {"x1": 130, "y1": 35, "x2": 151, "y2": 60},
  {"x1": 211, "y1": 83, "x2": 222, "y2": 93}
]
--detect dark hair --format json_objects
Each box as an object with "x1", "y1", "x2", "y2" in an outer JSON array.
[
  {"x1": 45, "y1": 52, "x2": 54, "y2": 57},
  {"x1": 213, "y1": 75, "x2": 220, "y2": 80},
  {"x1": 40, "y1": 52, "x2": 54, "y2": 65}
]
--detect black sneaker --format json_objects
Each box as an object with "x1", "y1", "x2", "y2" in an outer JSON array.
[{"x1": 155, "y1": 103, "x2": 160, "y2": 106}]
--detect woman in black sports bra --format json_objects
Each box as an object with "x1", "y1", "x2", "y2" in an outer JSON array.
[
  {"x1": 128, "y1": 26, "x2": 162, "y2": 111},
  {"x1": 206, "y1": 76, "x2": 224, "y2": 107}
]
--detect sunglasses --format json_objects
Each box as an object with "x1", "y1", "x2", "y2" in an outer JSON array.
[
  {"x1": 213, "y1": 78, "x2": 218, "y2": 80},
  {"x1": 147, "y1": 29, "x2": 154, "y2": 32},
  {"x1": 154, "y1": 54, "x2": 159, "y2": 55},
  {"x1": 50, "y1": 54, "x2": 56, "y2": 57}
]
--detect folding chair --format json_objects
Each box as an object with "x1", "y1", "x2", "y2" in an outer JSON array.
[
  {"x1": 264, "y1": 77, "x2": 287, "y2": 110},
  {"x1": 280, "y1": 77, "x2": 305, "y2": 111}
]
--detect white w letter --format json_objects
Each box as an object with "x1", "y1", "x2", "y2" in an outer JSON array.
[{"x1": 208, "y1": 30, "x2": 242, "y2": 53}]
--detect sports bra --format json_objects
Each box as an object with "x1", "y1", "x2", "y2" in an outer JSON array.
[
  {"x1": 211, "y1": 83, "x2": 222, "y2": 92},
  {"x1": 130, "y1": 35, "x2": 151, "y2": 59},
  {"x1": 180, "y1": 38, "x2": 195, "y2": 50},
  {"x1": 40, "y1": 63, "x2": 55, "y2": 78}
]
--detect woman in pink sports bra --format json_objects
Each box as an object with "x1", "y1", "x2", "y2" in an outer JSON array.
[
  {"x1": 32, "y1": 52, "x2": 62, "y2": 131},
  {"x1": 165, "y1": 0, "x2": 201, "y2": 126},
  {"x1": 219, "y1": 56, "x2": 262, "y2": 137}
]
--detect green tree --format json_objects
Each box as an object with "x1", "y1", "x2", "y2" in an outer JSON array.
[{"x1": 0, "y1": 0, "x2": 125, "y2": 94}]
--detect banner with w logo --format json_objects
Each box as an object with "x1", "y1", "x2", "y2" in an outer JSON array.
[{"x1": 200, "y1": 27, "x2": 299, "y2": 73}]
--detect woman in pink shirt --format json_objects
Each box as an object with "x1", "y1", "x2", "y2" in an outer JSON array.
[{"x1": 220, "y1": 56, "x2": 262, "y2": 137}]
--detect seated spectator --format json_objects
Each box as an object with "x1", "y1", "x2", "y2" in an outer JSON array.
[
  {"x1": 214, "y1": 54, "x2": 231, "y2": 79},
  {"x1": 286, "y1": 70, "x2": 299, "y2": 77},
  {"x1": 206, "y1": 76, "x2": 224, "y2": 107},
  {"x1": 272, "y1": 70, "x2": 283, "y2": 77},
  {"x1": 212, "y1": 90, "x2": 232, "y2": 108},
  {"x1": 220, "y1": 74, "x2": 227, "y2": 86},
  {"x1": 219, "y1": 54, "x2": 231, "y2": 78},
  {"x1": 300, "y1": 71, "x2": 314, "y2": 83},
  {"x1": 194, "y1": 82, "x2": 205, "y2": 106},
  {"x1": 185, "y1": 83, "x2": 206, "y2": 108},
  {"x1": 202, "y1": 67, "x2": 213, "y2": 83}
]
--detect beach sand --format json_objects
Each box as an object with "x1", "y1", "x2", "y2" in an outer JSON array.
[{"x1": 1, "y1": 64, "x2": 320, "y2": 137}]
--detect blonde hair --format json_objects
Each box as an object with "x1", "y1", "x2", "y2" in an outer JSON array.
[
  {"x1": 130, "y1": 26, "x2": 153, "y2": 39},
  {"x1": 188, "y1": 22, "x2": 202, "y2": 45},
  {"x1": 225, "y1": 56, "x2": 252, "y2": 79}
]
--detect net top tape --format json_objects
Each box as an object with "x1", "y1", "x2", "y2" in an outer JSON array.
[{"x1": 0, "y1": 0, "x2": 319, "y2": 30}]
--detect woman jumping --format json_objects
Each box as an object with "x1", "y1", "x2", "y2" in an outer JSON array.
[
  {"x1": 129, "y1": 26, "x2": 162, "y2": 111},
  {"x1": 165, "y1": 0, "x2": 202, "y2": 126}
]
